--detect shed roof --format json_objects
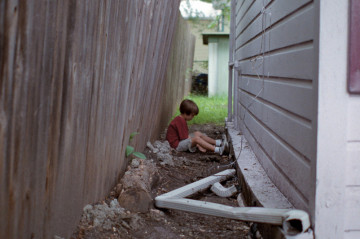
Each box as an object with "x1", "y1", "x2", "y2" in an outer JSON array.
[{"x1": 202, "y1": 32, "x2": 229, "y2": 45}]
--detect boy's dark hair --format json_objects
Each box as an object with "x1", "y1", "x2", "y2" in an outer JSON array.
[{"x1": 179, "y1": 99, "x2": 199, "y2": 115}]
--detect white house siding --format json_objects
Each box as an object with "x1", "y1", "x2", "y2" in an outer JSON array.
[
  {"x1": 346, "y1": 102, "x2": 360, "y2": 236},
  {"x1": 316, "y1": 0, "x2": 360, "y2": 237},
  {"x1": 233, "y1": 0, "x2": 317, "y2": 214},
  {"x1": 344, "y1": 101, "x2": 360, "y2": 237}
]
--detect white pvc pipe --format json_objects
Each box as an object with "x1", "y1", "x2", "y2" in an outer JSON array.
[
  {"x1": 155, "y1": 169, "x2": 311, "y2": 236},
  {"x1": 156, "y1": 169, "x2": 236, "y2": 199},
  {"x1": 211, "y1": 182, "x2": 237, "y2": 197}
]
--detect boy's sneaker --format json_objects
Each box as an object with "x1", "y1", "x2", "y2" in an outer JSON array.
[
  {"x1": 221, "y1": 134, "x2": 228, "y2": 147},
  {"x1": 220, "y1": 140, "x2": 229, "y2": 155}
]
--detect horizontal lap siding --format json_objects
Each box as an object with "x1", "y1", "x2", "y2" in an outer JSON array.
[
  {"x1": 345, "y1": 100, "x2": 360, "y2": 235},
  {"x1": 345, "y1": 186, "x2": 360, "y2": 234},
  {"x1": 234, "y1": 0, "x2": 316, "y2": 211},
  {"x1": 0, "y1": 1, "x2": 194, "y2": 238}
]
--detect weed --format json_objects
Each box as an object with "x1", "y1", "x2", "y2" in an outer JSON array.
[{"x1": 126, "y1": 132, "x2": 146, "y2": 159}]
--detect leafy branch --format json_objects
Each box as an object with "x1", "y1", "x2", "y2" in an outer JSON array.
[{"x1": 125, "y1": 132, "x2": 146, "y2": 159}]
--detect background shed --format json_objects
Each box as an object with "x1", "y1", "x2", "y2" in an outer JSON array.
[{"x1": 203, "y1": 32, "x2": 229, "y2": 96}]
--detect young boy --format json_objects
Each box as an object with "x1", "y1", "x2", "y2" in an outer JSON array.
[{"x1": 166, "y1": 99, "x2": 229, "y2": 155}]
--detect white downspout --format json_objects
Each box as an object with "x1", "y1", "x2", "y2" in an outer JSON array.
[{"x1": 155, "y1": 169, "x2": 312, "y2": 237}]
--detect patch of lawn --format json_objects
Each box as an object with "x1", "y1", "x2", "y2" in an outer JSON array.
[{"x1": 173, "y1": 94, "x2": 228, "y2": 125}]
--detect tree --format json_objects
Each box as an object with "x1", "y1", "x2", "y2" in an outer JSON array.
[{"x1": 206, "y1": 0, "x2": 231, "y2": 32}]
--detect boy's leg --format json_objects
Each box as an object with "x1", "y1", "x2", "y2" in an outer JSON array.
[
  {"x1": 191, "y1": 135, "x2": 215, "y2": 152},
  {"x1": 194, "y1": 131, "x2": 229, "y2": 154},
  {"x1": 197, "y1": 144, "x2": 207, "y2": 153},
  {"x1": 191, "y1": 135, "x2": 228, "y2": 155},
  {"x1": 193, "y1": 131, "x2": 216, "y2": 145}
]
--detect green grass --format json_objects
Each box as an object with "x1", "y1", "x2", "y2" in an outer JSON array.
[{"x1": 173, "y1": 94, "x2": 228, "y2": 125}]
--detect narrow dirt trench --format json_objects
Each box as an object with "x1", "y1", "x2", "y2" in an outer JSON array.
[{"x1": 71, "y1": 124, "x2": 252, "y2": 239}]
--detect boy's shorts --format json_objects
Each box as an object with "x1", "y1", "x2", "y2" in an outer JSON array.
[{"x1": 176, "y1": 134, "x2": 196, "y2": 152}]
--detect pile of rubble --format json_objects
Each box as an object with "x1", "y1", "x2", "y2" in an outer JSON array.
[{"x1": 77, "y1": 141, "x2": 173, "y2": 233}]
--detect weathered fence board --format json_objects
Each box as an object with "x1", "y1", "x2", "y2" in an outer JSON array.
[{"x1": 0, "y1": 1, "x2": 195, "y2": 238}]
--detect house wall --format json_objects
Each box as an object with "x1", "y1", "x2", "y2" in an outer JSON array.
[
  {"x1": 315, "y1": 0, "x2": 360, "y2": 237},
  {"x1": 232, "y1": 0, "x2": 317, "y2": 217},
  {"x1": 0, "y1": 1, "x2": 194, "y2": 238}
]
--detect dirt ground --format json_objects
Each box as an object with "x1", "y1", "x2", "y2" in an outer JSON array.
[{"x1": 71, "y1": 124, "x2": 253, "y2": 239}]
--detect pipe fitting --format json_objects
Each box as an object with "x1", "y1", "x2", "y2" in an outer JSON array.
[{"x1": 211, "y1": 182, "x2": 237, "y2": 197}]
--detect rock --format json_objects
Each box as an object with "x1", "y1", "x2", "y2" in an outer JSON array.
[
  {"x1": 131, "y1": 158, "x2": 140, "y2": 168},
  {"x1": 255, "y1": 231, "x2": 262, "y2": 239},
  {"x1": 146, "y1": 141, "x2": 159, "y2": 153},
  {"x1": 153, "y1": 140, "x2": 171, "y2": 154},
  {"x1": 129, "y1": 213, "x2": 145, "y2": 230},
  {"x1": 115, "y1": 183, "x2": 123, "y2": 195},
  {"x1": 121, "y1": 220, "x2": 131, "y2": 230},
  {"x1": 54, "y1": 236, "x2": 64, "y2": 239},
  {"x1": 81, "y1": 199, "x2": 128, "y2": 231},
  {"x1": 150, "y1": 209, "x2": 165, "y2": 222},
  {"x1": 147, "y1": 140, "x2": 174, "y2": 166},
  {"x1": 117, "y1": 158, "x2": 159, "y2": 212},
  {"x1": 82, "y1": 204, "x2": 94, "y2": 223},
  {"x1": 83, "y1": 204, "x2": 93, "y2": 211},
  {"x1": 118, "y1": 189, "x2": 153, "y2": 213},
  {"x1": 110, "y1": 199, "x2": 120, "y2": 208},
  {"x1": 120, "y1": 159, "x2": 159, "y2": 191},
  {"x1": 157, "y1": 153, "x2": 174, "y2": 166}
]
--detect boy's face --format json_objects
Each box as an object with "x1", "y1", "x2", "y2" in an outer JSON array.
[{"x1": 183, "y1": 113, "x2": 195, "y2": 121}]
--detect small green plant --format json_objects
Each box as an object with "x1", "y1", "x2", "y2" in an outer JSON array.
[{"x1": 126, "y1": 132, "x2": 146, "y2": 159}]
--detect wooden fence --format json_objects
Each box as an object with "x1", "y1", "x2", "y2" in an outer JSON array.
[{"x1": 0, "y1": 1, "x2": 195, "y2": 238}]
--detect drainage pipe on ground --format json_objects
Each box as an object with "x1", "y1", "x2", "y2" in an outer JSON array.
[
  {"x1": 155, "y1": 169, "x2": 311, "y2": 237},
  {"x1": 211, "y1": 181, "x2": 237, "y2": 197}
]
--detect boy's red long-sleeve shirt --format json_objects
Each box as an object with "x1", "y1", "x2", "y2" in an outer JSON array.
[{"x1": 166, "y1": 116, "x2": 189, "y2": 149}]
